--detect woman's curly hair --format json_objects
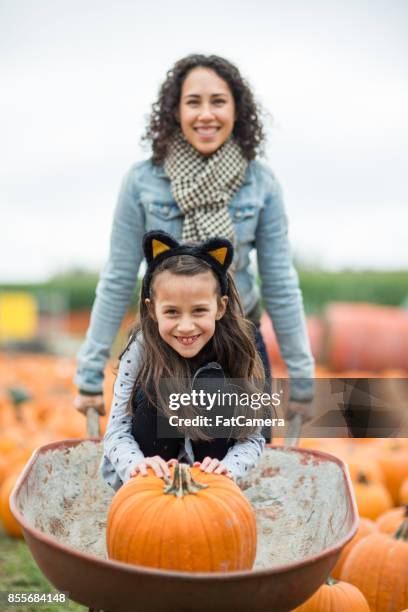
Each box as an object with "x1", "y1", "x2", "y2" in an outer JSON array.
[{"x1": 143, "y1": 54, "x2": 265, "y2": 165}]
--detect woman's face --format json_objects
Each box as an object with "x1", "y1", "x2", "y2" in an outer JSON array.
[{"x1": 178, "y1": 67, "x2": 236, "y2": 155}]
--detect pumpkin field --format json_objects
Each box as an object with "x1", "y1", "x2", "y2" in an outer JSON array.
[{"x1": 1, "y1": 300, "x2": 408, "y2": 610}]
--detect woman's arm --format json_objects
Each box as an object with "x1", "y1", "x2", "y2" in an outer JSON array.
[
  {"x1": 101, "y1": 334, "x2": 145, "y2": 490},
  {"x1": 255, "y1": 165, "x2": 314, "y2": 402},
  {"x1": 74, "y1": 164, "x2": 146, "y2": 393}
]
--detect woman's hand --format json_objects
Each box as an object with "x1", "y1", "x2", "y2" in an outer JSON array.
[
  {"x1": 286, "y1": 400, "x2": 315, "y2": 424},
  {"x1": 131, "y1": 457, "x2": 178, "y2": 480},
  {"x1": 193, "y1": 457, "x2": 234, "y2": 480},
  {"x1": 74, "y1": 393, "x2": 105, "y2": 416}
]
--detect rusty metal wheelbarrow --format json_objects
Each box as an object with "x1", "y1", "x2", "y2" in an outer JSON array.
[{"x1": 10, "y1": 411, "x2": 358, "y2": 612}]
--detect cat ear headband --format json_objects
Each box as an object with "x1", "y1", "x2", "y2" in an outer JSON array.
[{"x1": 142, "y1": 231, "x2": 234, "y2": 298}]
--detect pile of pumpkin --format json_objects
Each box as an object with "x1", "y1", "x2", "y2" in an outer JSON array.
[
  {"x1": 289, "y1": 436, "x2": 408, "y2": 610},
  {"x1": 1, "y1": 352, "x2": 408, "y2": 610},
  {"x1": 0, "y1": 352, "x2": 115, "y2": 539}
]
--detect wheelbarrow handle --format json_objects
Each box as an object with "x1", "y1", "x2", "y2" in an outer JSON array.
[
  {"x1": 86, "y1": 406, "x2": 101, "y2": 438},
  {"x1": 284, "y1": 413, "x2": 302, "y2": 447}
]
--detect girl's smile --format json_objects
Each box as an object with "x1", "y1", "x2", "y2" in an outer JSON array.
[
  {"x1": 146, "y1": 270, "x2": 228, "y2": 358},
  {"x1": 175, "y1": 334, "x2": 201, "y2": 346}
]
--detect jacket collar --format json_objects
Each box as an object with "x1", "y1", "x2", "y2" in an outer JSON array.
[{"x1": 152, "y1": 160, "x2": 254, "y2": 186}]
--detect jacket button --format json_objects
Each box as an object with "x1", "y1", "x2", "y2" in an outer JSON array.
[
  {"x1": 163, "y1": 206, "x2": 169, "y2": 216},
  {"x1": 235, "y1": 210, "x2": 242, "y2": 218}
]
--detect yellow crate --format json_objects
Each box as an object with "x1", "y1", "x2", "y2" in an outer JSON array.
[{"x1": 0, "y1": 292, "x2": 38, "y2": 341}]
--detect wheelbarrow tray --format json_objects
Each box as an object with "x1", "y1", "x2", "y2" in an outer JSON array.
[{"x1": 10, "y1": 440, "x2": 358, "y2": 612}]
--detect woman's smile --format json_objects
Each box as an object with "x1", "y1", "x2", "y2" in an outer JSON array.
[{"x1": 178, "y1": 67, "x2": 236, "y2": 155}]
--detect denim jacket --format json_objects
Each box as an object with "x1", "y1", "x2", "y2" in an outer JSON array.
[{"x1": 74, "y1": 159, "x2": 314, "y2": 400}]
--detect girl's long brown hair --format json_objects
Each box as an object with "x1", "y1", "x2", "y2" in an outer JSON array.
[{"x1": 125, "y1": 255, "x2": 268, "y2": 440}]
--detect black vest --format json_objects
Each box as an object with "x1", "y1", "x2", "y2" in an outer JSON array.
[{"x1": 131, "y1": 358, "x2": 235, "y2": 463}]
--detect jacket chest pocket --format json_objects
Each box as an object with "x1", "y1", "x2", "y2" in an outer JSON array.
[
  {"x1": 145, "y1": 201, "x2": 184, "y2": 232},
  {"x1": 229, "y1": 204, "x2": 258, "y2": 243}
]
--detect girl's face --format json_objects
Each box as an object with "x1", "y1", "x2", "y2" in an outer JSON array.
[
  {"x1": 178, "y1": 67, "x2": 236, "y2": 156},
  {"x1": 146, "y1": 270, "x2": 228, "y2": 358}
]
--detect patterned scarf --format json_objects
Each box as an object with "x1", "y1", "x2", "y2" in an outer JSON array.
[{"x1": 164, "y1": 133, "x2": 248, "y2": 245}]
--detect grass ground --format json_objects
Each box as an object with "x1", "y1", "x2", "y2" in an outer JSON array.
[{"x1": 0, "y1": 529, "x2": 85, "y2": 611}]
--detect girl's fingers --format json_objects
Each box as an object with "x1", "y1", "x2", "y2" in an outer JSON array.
[
  {"x1": 146, "y1": 457, "x2": 170, "y2": 479},
  {"x1": 149, "y1": 461, "x2": 164, "y2": 478},
  {"x1": 213, "y1": 464, "x2": 234, "y2": 480},
  {"x1": 168, "y1": 459, "x2": 178, "y2": 466},
  {"x1": 200, "y1": 456, "x2": 212, "y2": 470},
  {"x1": 193, "y1": 461, "x2": 201, "y2": 467},
  {"x1": 205, "y1": 458, "x2": 220, "y2": 473},
  {"x1": 138, "y1": 462, "x2": 148, "y2": 477},
  {"x1": 156, "y1": 457, "x2": 171, "y2": 477}
]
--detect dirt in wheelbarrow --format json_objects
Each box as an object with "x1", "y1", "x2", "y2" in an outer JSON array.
[{"x1": 16, "y1": 442, "x2": 351, "y2": 570}]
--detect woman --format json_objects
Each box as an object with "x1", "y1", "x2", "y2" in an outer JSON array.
[{"x1": 74, "y1": 54, "x2": 315, "y2": 432}]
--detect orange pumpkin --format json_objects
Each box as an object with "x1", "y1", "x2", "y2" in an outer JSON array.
[
  {"x1": 374, "y1": 439, "x2": 408, "y2": 504},
  {"x1": 341, "y1": 516, "x2": 408, "y2": 611},
  {"x1": 107, "y1": 464, "x2": 257, "y2": 572},
  {"x1": 293, "y1": 577, "x2": 370, "y2": 611},
  {"x1": 0, "y1": 428, "x2": 25, "y2": 456},
  {"x1": 0, "y1": 447, "x2": 32, "y2": 487},
  {"x1": 399, "y1": 479, "x2": 408, "y2": 505},
  {"x1": 376, "y1": 506, "x2": 408, "y2": 535},
  {"x1": 331, "y1": 518, "x2": 377, "y2": 579},
  {"x1": 353, "y1": 473, "x2": 393, "y2": 520},
  {"x1": 0, "y1": 472, "x2": 23, "y2": 538},
  {"x1": 336, "y1": 445, "x2": 385, "y2": 484}
]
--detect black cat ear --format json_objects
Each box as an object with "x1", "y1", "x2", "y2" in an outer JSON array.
[
  {"x1": 142, "y1": 231, "x2": 180, "y2": 264},
  {"x1": 201, "y1": 237, "x2": 234, "y2": 271}
]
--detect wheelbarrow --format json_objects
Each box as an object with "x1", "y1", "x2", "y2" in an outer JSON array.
[{"x1": 10, "y1": 410, "x2": 359, "y2": 612}]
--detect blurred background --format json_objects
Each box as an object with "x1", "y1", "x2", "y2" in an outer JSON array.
[
  {"x1": 1, "y1": 0, "x2": 408, "y2": 424},
  {"x1": 0, "y1": 2, "x2": 408, "y2": 601},
  {"x1": 1, "y1": 0, "x2": 407, "y2": 393}
]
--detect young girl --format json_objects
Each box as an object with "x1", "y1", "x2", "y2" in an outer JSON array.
[{"x1": 101, "y1": 230, "x2": 267, "y2": 491}]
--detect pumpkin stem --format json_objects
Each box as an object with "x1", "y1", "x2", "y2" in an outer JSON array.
[
  {"x1": 394, "y1": 518, "x2": 408, "y2": 542},
  {"x1": 357, "y1": 472, "x2": 369, "y2": 485},
  {"x1": 163, "y1": 463, "x2": 208, "y2": 498},
  {"x1": 7, "y1": 386, "x2": 31, "y2": 420},
  {"x1": 326, "y1": 577, "x2": 338, "y2": 586}
]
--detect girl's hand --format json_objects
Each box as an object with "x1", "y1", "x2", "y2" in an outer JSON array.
[
  {"x1": 193, "y1": 458, "x2": 234, "y2": 480},
  {"x1": 131, "y1": 457, "x2": 178, "y2": 480}
]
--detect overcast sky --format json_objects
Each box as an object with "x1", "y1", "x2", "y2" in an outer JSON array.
[{"x1": 1, "y1": 0, "x2": 407, "y2": 282}]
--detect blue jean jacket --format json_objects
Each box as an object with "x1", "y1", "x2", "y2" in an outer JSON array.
[{"x1": 74, "y1": 159, "x2": 314, "y2": 400}]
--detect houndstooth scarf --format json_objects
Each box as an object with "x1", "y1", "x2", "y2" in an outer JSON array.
[{"x1": 164, "y1": 133, "x2": 248, "y2": 245}]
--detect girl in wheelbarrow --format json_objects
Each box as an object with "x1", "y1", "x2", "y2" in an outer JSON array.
[
  {"x1": 102, "y1": 230, "x2": 270, "y2": 490},
  {"x1": 74, "y1": 53, "x2": 314, "y2": 457}
]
